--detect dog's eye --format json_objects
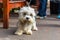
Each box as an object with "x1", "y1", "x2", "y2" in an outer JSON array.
[
  {"x1": 23, "y1": 13, "x2": 26, "y2": 15},
  {"x1": 30, "y1": 14, "x2": 33, "y2": 16}
]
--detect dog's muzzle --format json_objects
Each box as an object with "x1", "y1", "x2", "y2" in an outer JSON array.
[{"x1": 26, "y1": 17, "x2": 29, "y2": 20}]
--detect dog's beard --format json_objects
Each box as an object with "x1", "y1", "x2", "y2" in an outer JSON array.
[{"x1": 19, "y1": 18, "x2": 33, "y2": 25}]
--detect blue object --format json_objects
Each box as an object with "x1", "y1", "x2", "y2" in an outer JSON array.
[
  {"x1": 37, "y1": 0, "x2": 47, "y2": 17},
  {"x1": 57, "y1": 15, "x2": 60, "y2": 19}
]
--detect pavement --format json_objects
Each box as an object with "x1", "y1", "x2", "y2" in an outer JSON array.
[
  {"x1": 0, "y1": 16, "x2": 60, "y2": 40},
  {"x1": 0, "y1": 7, "x2": 60, "y2": 40}
]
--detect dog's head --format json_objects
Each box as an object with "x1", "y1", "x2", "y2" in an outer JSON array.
[{"x1": 18, "y1": 6, "x2": 36, "y2": 23}]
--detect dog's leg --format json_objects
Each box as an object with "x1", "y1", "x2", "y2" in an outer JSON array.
[
  {"x1": 15, "y1": 28, "x2": 23, "y2": 35},
  {"x1": 25, "y1": 25, "x2": 32, "y2": 35},
  {"x1": 26, "y1": 30, "x2": 32, "y2": 35},
  {"x1": 32, "y1": 22, "x2": 38, "y2": 31},
  {"x1": 15, "y1": 21, "x2": 23, "y2": 35}
]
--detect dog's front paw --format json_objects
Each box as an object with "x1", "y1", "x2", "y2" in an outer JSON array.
[
  {"x1": 32, "y1": 27, "x2": 38, "y2": 31},
  {"x1": 26, "y1": 30, "x2": 32, "y2": 35},
  {"x1": 15, "y1": 31, "x2": 23, "y2": 35},
  {"x1": 15, "y1": 32, "x2": 23, "y2": 35}
]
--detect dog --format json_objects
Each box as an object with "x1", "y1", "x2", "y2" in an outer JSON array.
[{"x1": 15, "y1": 6, "x2": 38, "y2": 35}]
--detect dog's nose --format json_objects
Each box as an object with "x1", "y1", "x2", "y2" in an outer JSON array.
[{"x1": 26, "y1": 17, "x2": 29, "y2": 20}]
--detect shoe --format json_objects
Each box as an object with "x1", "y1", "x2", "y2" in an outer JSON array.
[
  {"x1": 44, "y1": 16, "x2": 47, "y2": 19},
  {"x1": 44, "y1": 16, "x2": 47, "y2": 17},
  {"x1": 40, "y1": 16, "x2": 47, "y2": 19},
  {"x1": 40, "y1": 17, "x2": 44, "y2": 19},
  {"x1": 36, "y1": 16, "x2": 40, "y2": 18},
  {"x1": 36, "y1": 15, "x2": 47, "y2": 19},
  {"x1": 36, "y1": 16, "x2": 44, "y2": 19}
]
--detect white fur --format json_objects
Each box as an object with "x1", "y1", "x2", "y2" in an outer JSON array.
[{"x1": 15, "y1": 6, "x2": 38, "y2": 35}]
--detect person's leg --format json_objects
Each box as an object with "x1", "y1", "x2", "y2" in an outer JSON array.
[{"x1": 37, "y1": 0, "x2": 47, "y2": 17}]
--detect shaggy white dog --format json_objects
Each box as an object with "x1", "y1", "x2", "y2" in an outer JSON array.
[{"x1": 15, "y1": 6, "x2": 38, "y2": 35}]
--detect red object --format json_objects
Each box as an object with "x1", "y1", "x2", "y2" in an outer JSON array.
[
  {"x1": 0, "y1": 0, "x2": 25, "y2": 29},
  {"x1": 0, "y1": 0, "x2": 39, "y2": 29}
]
